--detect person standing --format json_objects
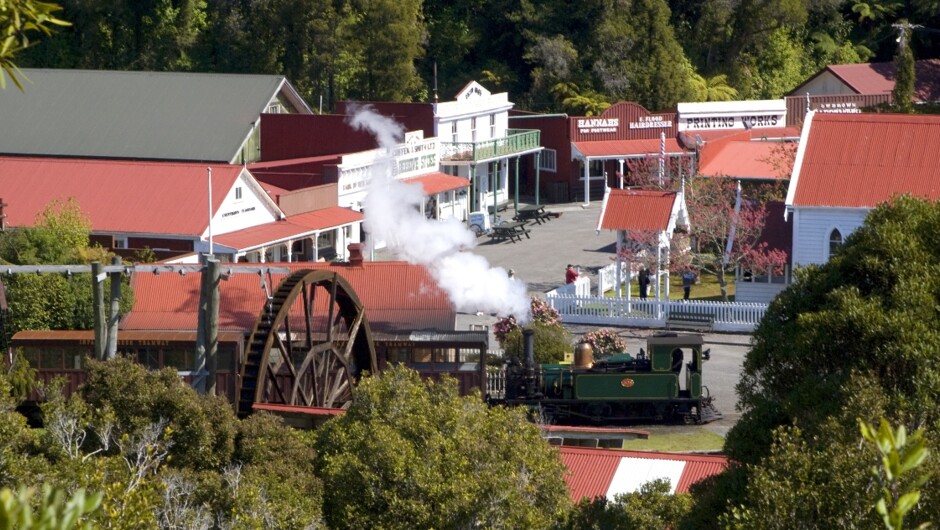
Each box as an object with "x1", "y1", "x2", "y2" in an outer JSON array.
[
  {"x1": 638, "y1": 267, "x2": 650, "y2": 300},
  {"x1": 565, "y1": 264, "x2": 579, "y2": 284},
  {"x1": 682, "y1": 268, "x2": 696, "y2": 300}
]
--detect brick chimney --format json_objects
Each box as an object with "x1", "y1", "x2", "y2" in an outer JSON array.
[{"x1": 347, "y1": 243, "x2": 365, "y2": 267}]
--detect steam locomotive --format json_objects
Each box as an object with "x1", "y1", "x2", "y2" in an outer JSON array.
[{"x1": 492, "y1": 330, "x2": 722, "y2": 425}]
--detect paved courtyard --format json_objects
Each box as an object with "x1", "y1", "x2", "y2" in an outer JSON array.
[{"x1": 461, "y1": 200, "x2": 619, "y2": 296}]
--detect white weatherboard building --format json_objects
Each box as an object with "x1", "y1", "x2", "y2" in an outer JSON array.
[{"x1": 435, "y1": 81, "x2": 542, "y2": 219}]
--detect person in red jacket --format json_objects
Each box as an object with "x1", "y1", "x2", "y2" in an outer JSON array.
[{"x1": 565, "y1": 264, "x2": 579, "y2": 284}]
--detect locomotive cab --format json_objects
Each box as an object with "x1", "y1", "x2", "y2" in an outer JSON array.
[{"x1": 646, "y1": 333, "x2": 705, "y2": 399}]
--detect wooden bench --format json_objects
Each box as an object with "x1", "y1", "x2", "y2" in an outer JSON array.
[
  {"x1": 666, "y1": 310, "x2": 714, "y2": 331},
  {"x1": 488, "y1": 221, "x2": 530, "y2": 243}
]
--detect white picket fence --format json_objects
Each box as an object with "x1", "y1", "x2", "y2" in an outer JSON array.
[
  {"x1": 544, "y1": 293, "x2": 767, "y2": 333},
  {"x1": 595, "y1": 261, "x2": 629, "y2": 296}
]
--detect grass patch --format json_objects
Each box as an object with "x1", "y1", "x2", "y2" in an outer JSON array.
[
  {"x1": 605, "y1": 272, "x2": 736, "y2": 301},
  {"x1": 622, "y1": 427, "x2": 725, "y2": 453}
]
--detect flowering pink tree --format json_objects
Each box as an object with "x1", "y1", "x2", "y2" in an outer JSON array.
[
  {"x1": 580, "y1": 329, "x2": 626, "y2": 357},
  {"x1": 493, "y1": 296, "x2": 570, "y2": 363},
  {"x1": 683, "y1": 176, "x2": 788, "y2": 301}
]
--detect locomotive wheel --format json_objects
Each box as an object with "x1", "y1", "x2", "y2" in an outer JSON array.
[{"x1": 236, "y1": 270, "x2": 377, "y2": 417}]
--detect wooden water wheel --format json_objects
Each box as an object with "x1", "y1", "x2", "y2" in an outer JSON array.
[{"x1": 236, "y1": 270, "x2": 377, "y2": 417}]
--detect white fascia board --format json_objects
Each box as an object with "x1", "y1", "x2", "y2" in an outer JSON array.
[{"x1": 784, "y1": 110, "x2": 815, "y2": 213}]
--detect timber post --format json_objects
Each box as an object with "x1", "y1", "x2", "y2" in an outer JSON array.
[
  {"x1": 91, "y1": 261, "x2": 106, "y2": 360},
  {"x1": 206, "y1": 258, "x2": 220, "y2": 396},
  {"x1": 106, "y1": 255, "x2": 122, "y2": 360},
  {"x1": 194, "y1": 255, "x2": 208, "y2": 394}
]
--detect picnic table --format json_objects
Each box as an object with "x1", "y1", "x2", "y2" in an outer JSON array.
[
  {"x1": 514, "y1": 204, "x2": 553, "y2": 224},
  {"x1": 489, "y1": 220, "x2": 531, "y2": 243}
]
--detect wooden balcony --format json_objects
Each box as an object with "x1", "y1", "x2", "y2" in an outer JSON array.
[{"x1": 440, "y1": 129, "x2": 540, "y2": 163}]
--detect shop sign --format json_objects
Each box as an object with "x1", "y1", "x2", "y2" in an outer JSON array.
[
  {"x1": 629, "y1": 115, "x2": 673, "y2": 129},
  {"x1": 577, "y1": 118, "x2": 619, "y2": 134},
  {"x1": 683, "y1": 114, "x2": 781, "y2": 130},
  {"x1": 814, "y1": 102, "x2": 861, "y2": 114}
]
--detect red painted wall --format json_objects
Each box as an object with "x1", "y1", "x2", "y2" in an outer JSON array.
[{"x1": 260, "y1": 114, "x2": 380, "y2": 161}]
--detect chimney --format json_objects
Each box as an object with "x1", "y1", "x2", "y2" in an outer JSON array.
[{"x1": 347, "y1": 243, "x2": 364, "y2": 267}]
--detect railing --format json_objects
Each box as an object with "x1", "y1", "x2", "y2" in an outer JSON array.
[
  {"x1": 545, "y1": 294, "x2": 768, "y2": 333},
  {"x1": 440, "y1": 129, "x2": 541, "y2": 163}
]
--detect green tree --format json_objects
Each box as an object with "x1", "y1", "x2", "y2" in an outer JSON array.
[
  {"x1": 892, "y1": 21, "x2": 916, "y2": 114},
  {"x1": 0, "y1": 199, "x2": 133, "y2": 346},
  {"x1": 861, "y1": 418, "x2": 931, "y2": 530},
  {"x1": 0, "y1": 0, "x2": 69, "y2": 89},
  {"x1": 79, "y1": 357, "x2": 237, "y2": 471},
  {"x1": 592, "y1": 0, "x2": 693, "y2": 111},
  {"x1": 0, "y1": 485, "x2": 102, "y2": 530},
  {"x1": 564, "y1": 479, "x2": 692, "y2": 529},
  {"x1": 689, "y1": 72, "x2": 738, "y2": 102},
  {"x1": 22, "y1": 0, "x2": 205, "y2": 71},
  {"x1": 315, "y1": 365, "x2": 571, "y2": 529},
  {"x1": 710, "y1": 196, "x2": 940, "y2": 526},
  {"x1": 344, "y1": 0, "x2": 426, "y2": 101}
]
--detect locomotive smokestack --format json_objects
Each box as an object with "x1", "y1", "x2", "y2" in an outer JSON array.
[
  {"x1": 522, "y1": 328, "x2": 536, "y2": 398},
  {"x1": 523, "y1": 328, "x2": 535, "y2": 368}
]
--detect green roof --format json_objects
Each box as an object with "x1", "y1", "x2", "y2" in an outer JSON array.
[{"x1": 0, "y1": 69, "x2": 311, "y2": 162}]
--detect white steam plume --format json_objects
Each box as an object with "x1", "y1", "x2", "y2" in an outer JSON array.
[{"x1": 348, "y1": 104, "x2": 531, "y2": 322}]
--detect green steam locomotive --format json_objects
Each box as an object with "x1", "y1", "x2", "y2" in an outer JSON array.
[{"x1": 494, "y1": 330, "x2": 721, "y2": 425}]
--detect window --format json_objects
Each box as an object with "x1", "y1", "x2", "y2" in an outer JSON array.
[
  {"x1": 113, "y1": 237, "x2": 127, "y2": 249},
  {"x1": 235, "y1": 186, "x2": 243, "y2": 201},
  {"x1": 451, "y1": 122, "x2": 458, "y2": 143},
  {"x1": 266, "y1": 103, "x2": 282, "y2": 114},
  {"x1": 489, "y1": 114, "x2": 496, "y2": 138},
  {"x1": 471, "y1": 118, "x2": 478, "y2": 142},
  {"x1": 540, "y1": 149, "x2": 557, "y2": 172},
  {"x1": 829, "y1": 228, "x2": 843, "y2": 257}
]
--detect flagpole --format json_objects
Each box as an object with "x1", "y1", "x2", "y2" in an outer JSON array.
[{"x1": 207, "y1": 167, "x2": 213, "y2": 256}]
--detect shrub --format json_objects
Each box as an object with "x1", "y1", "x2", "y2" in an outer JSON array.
[{"x1": 580, "y1": 329, "x2": 626, "y2": 356}]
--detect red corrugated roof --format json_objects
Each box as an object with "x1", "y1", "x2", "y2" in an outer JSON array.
[
  {"x1": 560, "y1": 446, "x2": 622, "y2": 501},
  {"x1": 0, "y1": 157, "x2": 241, "y2": 235},
  {"x1": 122, "y1": 261, "x2": 456, "y2": 334},
  {"x1": 599, "y1": 189, "x2": 677, "y2": 231},
  {"x1": 792, "y1": 113, "x2": 940, "y2": 208},
  {"x1": 213, "y1": 207, "x2": 363, "y2": 250},
  {"x1": 559, "y1": 446, "x2": 728, "y2": 500},
  {"x1": 403, "y1": 172, "x2": 470, "y2": 195},
  {"x1": 573, "y1": 138, "x2": 686, "y2": 158},
  {"x1": 825, "y1": 59, "x2": 940, "y2": 102},
  {"x1": 698, "y1": 141, "x2": 786, "y2": 180}
]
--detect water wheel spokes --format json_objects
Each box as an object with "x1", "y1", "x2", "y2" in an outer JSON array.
[{"x1": 236, "y1": 270, "x2": 376, "y2": 417}]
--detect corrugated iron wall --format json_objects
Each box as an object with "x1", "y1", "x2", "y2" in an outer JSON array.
[{"x1": 785, "y1": 94, "x2": 892, "y2": 127}]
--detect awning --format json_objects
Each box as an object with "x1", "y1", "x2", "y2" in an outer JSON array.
[
  {"x1": 572, "y1": 138, "x2": 687, "y2": 159},
  {"x1": 403, "y1": 172, "x2": 470, "y2": 195}
]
